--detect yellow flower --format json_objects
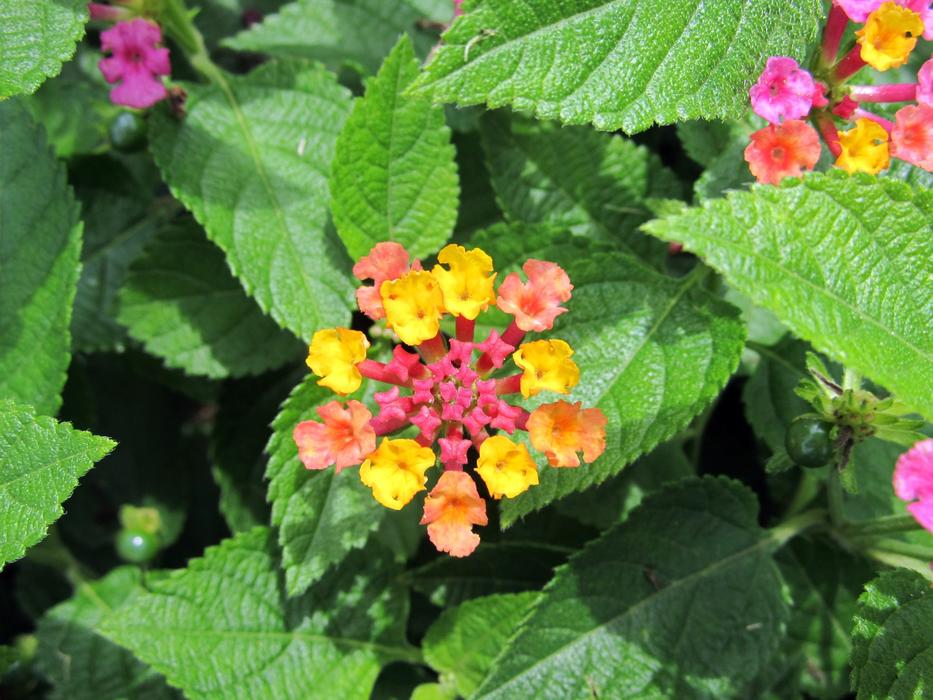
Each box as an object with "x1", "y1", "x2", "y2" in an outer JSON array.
[
  {"x1": 512, "y1": 339, "x2": 580, "y2": 398},
  {"x1": 381, "y1": 270, "x2": 445, "y2": 346},
  {"x1": 476, "y1": 435, "x2": 539, "y2": 499},
  {"x1": 306, "y1": 328, "x2": 369, "y2": 395},
  {"x1": 359, "y1": 438, "x2": 436, "y2": 509},
  {"x1": 836, "y1": 118, "x2": 891, "y2": 174},
  {"x1": 431, "y1": 244, "x2": 497, "y2": 320},
  {"x1": 857, "y1": 2, "x2": 923, "y2": 71}
]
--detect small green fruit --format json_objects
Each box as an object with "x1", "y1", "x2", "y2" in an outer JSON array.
[
  {"x1": 109, "y1": 111, "x2": 147, "y2": 152},
  {"x1": 785, "y1": 417, "x2": 834, "y2": 468},
  {"x1": 115, "y1": 528, "x2": 159, "y2": 564}
]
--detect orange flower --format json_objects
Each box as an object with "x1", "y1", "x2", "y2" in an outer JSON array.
[
  {"x1": 891, "y1": 104, "x2": 933, "y2": 170},
  {"x1": 527, "y1": 401, "x2": 607, "y2": 467},
  {"x1": 744, "y1": 120, "x2": 821, "y2": 185},
  {"x1": 496, "y1": 259, "x2": 573, "y2": 332},
  {"x1": 293, "y1": 400, "x2": 376, "y2": 472},
  {"x1": 353, "y1": 242, "x2": 419, "y2": 320},
  {"x1": 420, "y1": 471, "x2": 488, "y2": 557}
]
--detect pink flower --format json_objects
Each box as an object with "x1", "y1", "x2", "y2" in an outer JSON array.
[
  {"x1": 99, "y1": 19, "x2": 170, "y2": 109},
  {"x1": 918, "y1": 57, "x2": 933, "y2": 105},
  {"x1": 293, "y1": 400, "x2": 376, "y2": 472},
  {"x1": 453, "y1": 0, "x2": 464, "y2": 16},
  {"x1": 744, "y1": 120, "x2": 822, "y2": 185},
  {"x1": 835, "y1": 0, "x2": 933, "y2": 39},
  {"x1": 496, "y1": 260, "x2": 573, "y2": 332},
  {"x1": 891, "y1": 103, "x2": 933, "y2": 170},
  {"x1": 749, "y1": 57, "x2": 821, "y2": 124},
  {"x1": 88, "y1": 2, "x2": 131, "y2": 21},
  {"x1": 893, "y1": 439, "x2": 933, "y2": 532}
]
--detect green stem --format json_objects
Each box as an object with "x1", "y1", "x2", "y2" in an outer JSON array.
[
  {"x1": 157, "y1": 0, "x2": 221, "y2": 84},
  {"x1": 855, "y1": 537, "x2": 933, "y2": 561},
  {"x1": 864, "y1": 548, "x2": 933, "y2": 579},
  {"x1": 784, "y1": 470, "x2": 822, "y2": 518},
  {"x1": 842, "y1": 368, "x2": 862, "y2": 392},
  {"x1": 768, "y1": 508, "x2": 827, "y2": 547},
  {"x1": 842, "y1": 514, "x2": 921, "y2": 537},
  {"x1": 827, "y1": 466, "x2": 845, "y2": 527}
]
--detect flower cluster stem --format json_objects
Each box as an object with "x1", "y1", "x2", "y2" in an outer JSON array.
[
  {"x1": 834, "y1": 45, "x2": 867, "y2": 81},
  {"x1": 849, "y1": 83, "x2": 918, "y2": 103},
  {"x1": 821, "y1": 3, "x2": 849, "y2": 65}
]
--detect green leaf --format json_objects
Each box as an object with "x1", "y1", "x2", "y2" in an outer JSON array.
[
  {"x1": 496, "y1": 251, "x2": 745, "y2": 525},
  {"x1": 331, "y1": 35, "x2": 459, "y2": 261},
  {"x1": 69, "y1": 154, "x2": 162, "y2": 353},
  {"x1": 101, "y1": 528, "x2": 415, "y2": 700},
  {"x1": 117, "y1": 220, "x2": 302, "y2": 379},
  {"x1": 644, "y1": 172, "x2": 933, "y2": 422},
  {"x1": 850, "y1": 569, "x2": 933, "y2": 698},
  {"x1": 149, "y1": 61, "x2": 355, "y2": 342},
  {"x1": 413, "y1": 0, "x2": 823, "y2": 133},
  {"x1": 743, "y1": 337, "x2": 813, "y2": 453},
  {"x1": 423, "y1": 592, "x2": 538, "y2": 698},
  {"x1": 35, "y1": 567, "x2": 178, "y2": 699},
  {"x1": 0, "y1": 99, "x2": 83, "y2": 415},
  {"x1": 266, "y1": 375, "x2": 388, "y2": 596},
  {"x1": 409, "y1": 542, "x2": 570, "y2": 607},
  {"x1": 777, "y1": 537, "x2": 874, "y2": 698},
  {"x1": 0, "y1": 0, "x2": 87, "y2": 97},
  {"x1": 0, "y1": 400, "x2": 115, "y2": 570},
  {"x1": 224, "y1": 0, "x2": 439, "y2": 75},
  {"x1": 481, "y1": 112, "x2": 680, "y2": 263},
  {"x1": 554, "y1": 440, "x2": 693, "y2": 530},
  {"x1": 475, "y1": 478, "x2": 790, "y2": 699}
]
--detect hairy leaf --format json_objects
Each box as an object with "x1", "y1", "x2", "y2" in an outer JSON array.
[
  {"x1": 413, "y1": 0, "x2": 823, "y2": 133},
  {"x1": 498, "y1": 249, "x2": 745, "y2": 525},
  {"x1": 0, "y1": 100, "x2": 83, "y2": 415},
  {"x1": 646, "y1": 173, "x2": 933, "y2": 421},
  {"x1": 481, "y1": 112, "x2": 680, "y2": 262},
  {"x1": 423, "y1": 592, "x2": 538, "y2": 697},
  {"x1": 224, "y1": 0, "x2": 439, "y2": 74},
  {"x1": 0, "y1": 0, "x2": 87, "y2": 97},
  {"x1": 101, "y1": 528, "x2": 415, "y2": 700},
  {"x1": 0, "y1": 400, "x2": 115, "y2": 570},
  {"x1": 850, "y1": 569, "x2": 933, "y2": 698},
  {"x1": 266, "y1": 375, "x2": 388, "y2": 595},
  {"x1": 475, "y1": 478, "x2": 790, "y2": 699},
  {"x1": 36, "y1": 567, "x2": 177, "y2": 699},
  {"x1": 149, "y1": 61, "x2": 355, "y2": 341},
  {"x1": 331, "y1": 35, "x2": 458, "y2": 260},
  {"x1": 118, "y1": 220, "x2": 302, "y2": 379}
]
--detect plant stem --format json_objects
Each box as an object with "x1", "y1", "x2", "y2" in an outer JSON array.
[
  {"x1": 842, "y1": 514, "x2": 921, "y2": 537},
  {"x1": 768, "y1": 508, "x2": 827, "y2": 547},
  {"x1": 864, "y1": 548, "x2": 933, "y2": 579},
  {"x1": 784, "y1": 470, "x2": 822, "y2": 517},
  {"x1": 842, "y1": 368, "x2": 862, "y2": 392},
  {"x1": 827, "y1": 466, "x2": 845, "y2": 527},
  {"x1": 821, "y1": 3, "x2": 849, "y2": 66},
  {"x1": 858, "y1": 537, "x2": 933, "y2": 561}
]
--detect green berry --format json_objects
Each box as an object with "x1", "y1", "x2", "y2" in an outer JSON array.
[
  {"x1": 785, "y1": 417, "x2": 834, "y2": 469},
  {"x1": 115, "y1": 528, "x2": 159, "y2": 564},
  {"x1": 109, "y1": 111, "x2": 147, "y2": 153}
]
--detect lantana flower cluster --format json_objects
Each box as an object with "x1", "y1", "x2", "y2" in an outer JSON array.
[
  {"x1": 894, "y1": 438, "x2": 933, "y2": 533},
  {"x1": 745, "y1": 0, "x2": 933, "y2": 184},
  {"x1": 89, "y1": 1, "x2": 172, "y2": 109},
  {"x1": 292, "y1": 242, "x2": 608, "y2": 557}
]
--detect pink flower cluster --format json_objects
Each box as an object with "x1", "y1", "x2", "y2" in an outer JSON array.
[
  {"x1": 894, "y1": 439, "x2": 933, "y2": 532},
  {"x1": 745, "y1": 0, "x2": 933, "y2": 183}
]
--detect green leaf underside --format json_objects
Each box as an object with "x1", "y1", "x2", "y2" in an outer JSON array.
[
  {"x1": 0, "y1": 100, "x2": 83, "y2": 416},
  {"x1": 101, "y1": 528, "x2": 413, "y2": 700},
  {"x1": 413, "y1": 0, "x2": 823, "y2": 133},
  {"x1": 36, "y1": 567, "x2": 178, "y2": 699},
  {"x1": 118, "y1": 220, "x2": 302, "y2": 379},
  {"x1": 850, "y1": 569, "x2": 933, "y2": 698},
  {"x1": 266, "y1": 375, "x2": 388, "y2": 596},
  {"x1": 475, "y1": 478, "x2": 789, "y2": 699},
  {"x1": 480, "y1": 112, "x2": 680, "y2": 263},
  {"x1": 331, "y1": 35, "x2": 459, "y2": 261},
  {"x1": 0, "y1": 400, "x2": 115, "y2": 570},
  {"x1": 0, "y1": 0, "x2": 87, "y2": 97},
  {"x1": 645, "y1": 173, "x2": 933, "y2": 422},
  {"x1": 148, "y1": 60, "x2": 355, "y2": 342},
  {"x1": 224, "y1": 0, "x2": 437, "y2": 75},
  {"x1": 495, "y1": 246, "x2": 745, "y2": 525},
  {"x1": 423, "y1": 592, "x2": 538, "y2": 698}
]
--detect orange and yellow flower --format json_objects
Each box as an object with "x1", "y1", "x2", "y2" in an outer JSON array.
[
  {"x1": 512, "y1": 339, "x2": 580, "y2": 398},
  {"x1": 528, "y1": 400, "x2": 607, "y2": 468},
  {"x1": 293, "y1": 400, "x2": 376, "y2": 471},
  {"x1": 421, "y1": 471, "x2": 488, "y2": 557},
  {"x1": 836, "y1": 118, "x2": 891, "y2": 174},
  {"x1": 857, "y1": 2, "x2": 923, "y2": 71},
  {"x1": 359, "y1": 438, "x2": 436, "y2": 509},
  {"x1": 432, "y1": 244, "x2": 497, "y2": 320},
  {"x1": 476, "y1": 435, "x2": 539, "y2": 499},
  {"x1": 381, "y1": 270, "x2": 445, "y2": 346},
  {"x1": 306, "y1": 328, "x2": 369, "y2": 395}
]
